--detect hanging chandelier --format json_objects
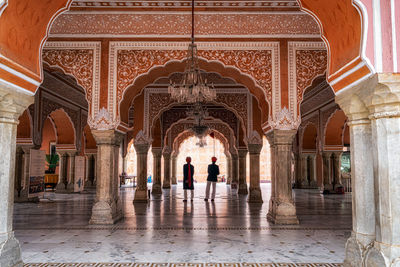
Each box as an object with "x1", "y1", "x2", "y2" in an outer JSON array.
[{"x1": 168, "y1": 0, "x2": 217, "y2": 103}]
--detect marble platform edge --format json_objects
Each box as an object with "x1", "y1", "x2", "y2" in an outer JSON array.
[
  {"x1": 23, "y1": 263, "x2": 344, "y2": 267},
  {"x1": 14, "y1": 226, "x2": 352, "y2": 231}
]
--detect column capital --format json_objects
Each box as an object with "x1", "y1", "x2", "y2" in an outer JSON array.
[
  {"x1": 238, "y1": 148, "x2": 248, "y2": 158},
  {"x1": 231, "y1": 153, "x2": 238, "y2": 160},
  {"x1": 0, "y1": 86, "x2": 34, "y2": 123},
  {"x1": 151, "y1": 148, "x2": 162, "y2": 157},
  {"x1": 266, "y1": 129, "x2": 297, "y2": 145},
  {"x1": 247, "y1": 143, "x2": 262, "y2": 154},
  {"x1": 92, "y1": 130, "x2": 124, "y2": 146},
  {"x1": 134, "y1": 142, "x2": 150, "y2": 154},
  {"x1": 322, "y1": 151, "x2": 332, "y2": 159},
  {"x1": 19, "y1": 145, "x2": 35, "y2": 154}
]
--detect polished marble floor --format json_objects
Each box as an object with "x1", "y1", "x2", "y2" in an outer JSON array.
[{"x1": 13, "y1": 183, "x2": 352, "y2": 264}]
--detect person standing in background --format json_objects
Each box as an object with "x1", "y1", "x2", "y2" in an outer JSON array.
[
  {"x1": 205, "y1": 157, "x2": 219, "y2": 201},
  {"x1": 183, "y1": 157, "x2": 194, "y2": 202}
]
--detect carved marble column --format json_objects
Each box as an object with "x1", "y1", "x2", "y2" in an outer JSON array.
[
  {"x1": 0, "y1": 88, "x2": 33, "y2": 267},
  {"x1": 300, "y1": 154, "x2": 309, "y2": 188},
  {"x1": 162, "y1": 148, "x2": 171, "y2": 189},
  {"x1": 89, "y1": 130, "x2": 124, "y2": 224},
  {"x1": 332, "y1": 152, "x2": 343, "y2": 189},
  {"x1": 133, "y1": 141, "x2": 150, "y2": 202},
  {"x1": 56, "y1": 151, "x2": 69, "y2": 193},
  {"x1": 336, "y1": 77, "x2": 376, "y2": 267},
  {"x1": 266, "y1": 130, "x2": 299, "y2": 225},
  {"x1": 363, "y1": 75, "x2": 400, "y2": 267},
  {"x1": 171, "y1": 155, "x2": 177, "y2": 185},
  {"x1": 238, "y1": 149, "x2": 248, "y2": 195},
  {"x1": 248, "y1": 143, "x2": 263, "y2": 203},
  {"x1": 151, "y1": 148, "x2": 162, "y2": 194},
  {"x1": 309, "y1": 154, "x2": 318, "y2": 188},
  {"x1": 93, "y1": 153, "x2": 97, "y2": 186},
  {"x1": 322, "y1": 152, "x2": 332, "y2": 191},
  {"x1": 231, "y1": 153, "x2": 239, "y2": 187},
  {"x1": 66, "y1": 151, "x2": 77, "y2": 192}
]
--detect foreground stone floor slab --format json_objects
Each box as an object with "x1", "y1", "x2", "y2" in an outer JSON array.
[
  {"x1": 14, "y1": 184, "x2": 351, "y2": 264},
  {"x1": 24, "y1": 263, "x2": 343, "y2": 266}
]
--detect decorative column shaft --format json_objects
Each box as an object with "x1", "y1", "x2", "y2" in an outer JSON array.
[
  {"x1": 226, "y1": 155, "x2": 232, "y2": 184},
  {"x1": 151, "y1": 148, "x2": 162, "y2": 194},
  {"x1": 238, "y1": 149, "x2": 248, "y2": 195},
  {"x1": 364, "y1": 75, "x2": 400, "y2": 266},
  {"x1": 14, "y1": 146, "x2": 34, "y2": 202},
  {"x1": 56, "y1": 151, "x2": 69, "y2": 192},
  {"x1": 66, "y1": 151, "x2": 77, "y2": 192},
  {"x1": 171, "y1": 155, "x2": 177, "y2": 185},
  {"x1": 14, "y1": 146, "x2": 24, "y2": 200},
  {"x1": 248, "y1": 143, "x2": 263, "y2": 203},
  {"x1": 300, "y1": 154, "x2": 308, "y2": 188},
  {"x1": 133, "y1": 142, "x2": 150, "y2": 202},
  {"x1": 322, "y1": 152, "x2": 332, "y2": 191},
  {"x1": 0, "y1": 88, "x2": 33, "y2": 267},
  {"x1": 336, "y1": 77, "x2": 377, "y2": 266},
  {"x1": 162, "y1": 149, "x2": 171, "y2": 189},
  {"x1": 231, "y1": 153, "x2": 239, "y2": 187},
  {"x1": 266, "y1": 130, "x2": 299, "y2": 225},
  {"x1": 309, "y1": 154, "x2": 318, "y2": 188},
  {"x1": 332, "y1": 152, "x2": 343, "y2": 188},
  {"x1": 90, "y1": 130, "x2": 123, "y2": 224}
]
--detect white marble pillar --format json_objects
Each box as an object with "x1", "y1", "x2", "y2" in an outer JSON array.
[
  {"x1": 171, "y1": 155, "x2": 177, "y2": 185},
  {"x1": 90, "y1": 130, "x2": 123, "y2": 224},
  {"x1": 309, "y1": 154, "x2": 318, "y2": 188},
  {"x1": 332, "y1": 152, "x2": 343, "y2": 189},
  {"x1": 56, "y1": 151, "x2": 69, "y2": 193},
  {"x1": 162, "y1": 149, "x2": 171, "y2": 189},
  {"x1": 151, "y1": 148, "x2": 162, "y2": 194},
  {"x1": 238, "y1": 149, "x2": 248, "y2": 195},
  {"x1": 248, "y1": 143, "x2": 263, "y2": 203},
  {"x1": 66, "y1": 151, "x2": 76, "y2": 192},
  {"x1": 322, "y1": 152, "x2": 332, "y2": 191},
  {"x1": 364, "y1": 76, "x2": 400, "y2": 266},
  {"x1": 336, "y1": 78, "x2": 376, "y2": 267},
  {"x1": 0, "y1": 88, "x2": 33, "y2": 267},
  {"x1": 266, "y1": 130, "x2": 299, "y2": 225},
  {"x1": 133, "y1": 142, "x2": 150, "y2": 202}
]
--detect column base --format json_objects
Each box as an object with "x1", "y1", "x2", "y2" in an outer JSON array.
[
  {"x1": 248, "y1": 188, "x2": 263, "y2": 203},
  {"x1": 238, "y1": 184, "x2": 248, "y2": 194},
  {"x1": 133, "y1": 189, "x2": 148, "y2": 203},
  {"x1": 162, "y1": 184, "x2": 171, "y2": 189},
  {"x1": 151, "y1": 184, "x2": 162, "y2": 195},
  {"x1": 171, "y1": 177, "x2": 177, "y2": 185},
  {"x1": 89, "y1": 199, "x2": 123, "y2": 225},
  {"x1": 0, "y1": 232, "x2": 23, "y2": 267},
  {"x1": 267, "y1": 198, "x2": 299, "y2": 225},
  {"x1": 364, "y1": 241, "x2": 400, "y2": 267},
  {"x1": 55, "y1": 183, "x2": 69, "y2": 193},
  {"x1": 343, "y1": 232, "x2": 374, "y2": 267},
  {"x1": 66, "y1": 183, "x2": 75, "y2": 193},
  {"x1": 226, "y1": 178, "x2": 231, "y2": 185}
]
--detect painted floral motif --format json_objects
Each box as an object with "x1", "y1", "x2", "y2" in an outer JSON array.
[
  {"x1": 42, "y1": 49, "x2": 94, "y2": 108},
  {"x1": 117, "y1": 49, "x2": 272, "y2": 106},
  {"x1": 296, "y1": 50, "x2": 327, "y2": 105}
]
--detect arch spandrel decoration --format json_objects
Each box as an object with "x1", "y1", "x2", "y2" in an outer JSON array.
[
  {"x1": 42, "y1": 42, "x2": 101, "y2": 121},
  {"x1": 173, "y1": 129, "x2": 230, "y2": 156},
  {"x1": 111, "y1": 41, "x2": 278, "y2": 124},
  {"x1": 165, "y1": 119, "x2": 237, "y2": 152}
]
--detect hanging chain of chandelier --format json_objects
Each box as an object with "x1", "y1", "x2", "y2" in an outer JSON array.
[{"x1": 167, "y1": 0, "x2": 217, "y2": 142}]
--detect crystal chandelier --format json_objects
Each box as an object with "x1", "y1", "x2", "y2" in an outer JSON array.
[{"x1": 168, "y1": 0, "x2": 217, "y2": 103}]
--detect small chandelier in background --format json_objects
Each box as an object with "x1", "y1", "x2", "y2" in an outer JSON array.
[{"x1": 167, "y1": 0, "x2": 217, "y2": 104}]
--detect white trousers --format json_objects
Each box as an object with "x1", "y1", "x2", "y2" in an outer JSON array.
[
  {"x1": 205, "y1": 181, "x2": 216, "y2": 199},
  {"x1": 184, "y1": 189, "x2": 194, "y2": 200}
]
